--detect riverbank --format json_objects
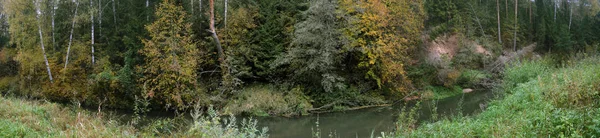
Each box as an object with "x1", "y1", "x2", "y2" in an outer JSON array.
[
  {"x1": 392, "y1": 55, "x2": 600, "y2": 137},
  {"x1": 0, "y1": 94, "x2": 267, "y2": 137}
]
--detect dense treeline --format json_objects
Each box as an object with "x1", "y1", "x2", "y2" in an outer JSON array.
[
  {"x1": 0, "y1": 0, "x2": 599, "y2": 115},
  {"x1": 426, "y1": 0, "x2": 600, "y2": 53}
]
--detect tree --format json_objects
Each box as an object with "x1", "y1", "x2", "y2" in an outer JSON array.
[
  {"x1": 91, "y1": 0, "x2": 95, "y2": 65},
  {"x1": 340, "y1": 0, "x2": 424, "y2": 97},
  {"x1": 514, "y1": 0, "x2": 518, "y2": 51},
  {"x1": 274, "y1": 0, "x2": 345, "y2": 93},
  {"x1": 64, "y1": 0, "x2": 79, "y2": 69},
  {"x1": 498, "y1": 0, "x2": 502, "y2": 43},
  {"x1": 209, "y1": 0, "x2": 224, "y2": 70},
  {"x1": 139, "y1": 0, "x2": 200, "y2": 109},
  {"x1": 34, "y1": 0, "x2": 54, "y2": 83}
]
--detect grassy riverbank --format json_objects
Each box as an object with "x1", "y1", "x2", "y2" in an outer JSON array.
[
  {"x1": 0, "y1": 95, "x2": 267, "y2": 138},
  {"x1": 392, "y1": 55, "x2": 600, "y2": 137}
]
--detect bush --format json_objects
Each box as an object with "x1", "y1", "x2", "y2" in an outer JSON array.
[
  {"x1": 223, "y1": 85, "x2": 312, "y2": 116},
  {"x1": 457, "y1": 69, "x2": 489, "y2": 88}
]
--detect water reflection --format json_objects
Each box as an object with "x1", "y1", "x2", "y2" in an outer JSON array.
[{"x1": 256, "y1": 90, "x2": 497, "y2": 138}]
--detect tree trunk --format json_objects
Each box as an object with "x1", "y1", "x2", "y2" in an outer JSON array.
[
  {"x1": 191, "y1": 0, "x2": 194, "y2": 14},
  {"x1": 505, "y1": 0, "x2": 508, "y2": 17},
  {"x1": 514, "y1": 0, "x2": 518, "y2": 52},
  {"x1": 569, "y1": 0, "x2": 572, "y2": 31},
  {"x1": 98, "y1": 0, "x2": 102, "y2": 35},
  {"x1": 146, "y1": 0, "x2": 149, "y2": 21},
  {"x1": 65, "y1": 0, "x2": 79, "y2": 69},
  {"x1": 112, "y1": 0, "x2": 116, "y2": 24},
  {"x1": 209, "y1": 0, "x2": 224, "y2": 64},
  {"x1": 224, "y1": 0, "x2": 227, "y2": 28},
  {"x1": 497, "y1": 0, "x2": 502, "y2": 43},
  {"x1": 51, "y1": 0, "x2": 57, "y2": 51},
  {"x1": 554, "y1": 0, "x2": 557, "y2": 22},
  {"x1": 199, "y1": 0, "x2": 202, "y2": 12},
  {"x1": 35, "y1": 0, "x2": 54, "y2": 83},
  {"x1": 91, "y1": 0, "x2": 95, "y2": 65},
  {"x1": 529, "y1": 0, "x2": 532, "y2": 25}
]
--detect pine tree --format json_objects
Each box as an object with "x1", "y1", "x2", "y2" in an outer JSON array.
[{"x1": 274, "y1": 0, "x2": 345, "y2": 93}]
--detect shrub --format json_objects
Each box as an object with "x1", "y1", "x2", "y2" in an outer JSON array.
[
  {"x1": 457, "y1": 69, "x2": 489, "y2": 88},
  {"x1": 223, "y1": 85, "x2": 312, "y2": 116}
]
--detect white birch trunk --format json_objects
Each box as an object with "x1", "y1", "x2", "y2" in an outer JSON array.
[
  {"x1": 35, "y1": 0, "x2": 54, "y2": 83},
  {"x1": 146, "y1": 0, "x2": 149, "y2": 21},
  {"x1": 569, "y1": 0, "x2": 572, "y2": 30},
  {"x1": 51, "y1": 0, "x2": 57, "y2": 51},
  {"x1": 224, "y1": 0, "x2": 227, "y2": 28},
  {"x1": 65, "y1": 0, "x2": 79, "y2": 69},
  {"x1": 199, "y1": 0, "x2": 202, "y2": 12},
  {"x1": 191, "y1": 0, "x2": 194, "y2": 14},
  {"x1": 91, "y1": 0, "x2": 95, "y2": 65}
]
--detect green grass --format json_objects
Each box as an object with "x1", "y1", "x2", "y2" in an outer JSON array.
[
  {"x1": 390, "y1": 56, "x2": 600, "y2": 137},
  {"x1": 0, "y1": 94, "x2": 267, "y2": 138}
]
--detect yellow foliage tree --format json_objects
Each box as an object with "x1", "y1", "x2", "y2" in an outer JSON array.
[
  {"x1": 340, "y1": 0, "x2": 425, "y2": 97},
  {"x1": 138, "y1": 0, "x2": 199, "y2": 110}
]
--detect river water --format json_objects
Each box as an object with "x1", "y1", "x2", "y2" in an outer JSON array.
[
  {"x1": 97, "y1": 90, "x2": 496, "y2": 138},
  {"x1": 254, "y1": 90, "x2": 497, "y2": 138}
]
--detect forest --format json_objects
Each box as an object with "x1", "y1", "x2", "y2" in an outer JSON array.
[{"x1": 0, "y1": 0, "x2": 600, "y2": 137}]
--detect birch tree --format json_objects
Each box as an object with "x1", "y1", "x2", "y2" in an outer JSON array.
[
  {"x1": 90, "y1": 0, "x2": 95, "y2": 65},
  {"x1": 209, "y1": 0, "x2": 224, "y2": 65},
  {"x1": 65, "y1": 0, "x2": 79, "y2": 69},
  {"x1": 224, "y1": 0, "x2": 227, "y2": 28},
  {"x1": 34, "y1": 0, "x2": 54, "y2": 83},
  {"x1": 51, "y1": 0, "x2": 58, "y2": 50},
  {"x1": 569, "y1": 0, "x2": 572, "y2": 30},
  {"x1": 146, "y1": 0, "x2": 149, "y2": 21}
]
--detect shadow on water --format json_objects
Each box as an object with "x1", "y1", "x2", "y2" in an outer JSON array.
[{"x1": 256, "y1": 90, "x2": 497, "y2": 138}]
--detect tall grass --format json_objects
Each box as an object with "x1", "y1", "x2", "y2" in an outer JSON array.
[{"x1": 391, "y1": 55, "x2": 600, "y2": 137}]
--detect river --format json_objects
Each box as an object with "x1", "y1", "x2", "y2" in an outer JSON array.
[
  {"x1": 97, "y1": 90, "x2": 496, "y2": 138},
  {"x1": 254, "y1": 90, "x2": 496, "y2": 138}
]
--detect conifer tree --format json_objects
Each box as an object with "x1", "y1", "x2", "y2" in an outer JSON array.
[{"x1": 139, "y1": 0, "x2": 199, "y2": 109}]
